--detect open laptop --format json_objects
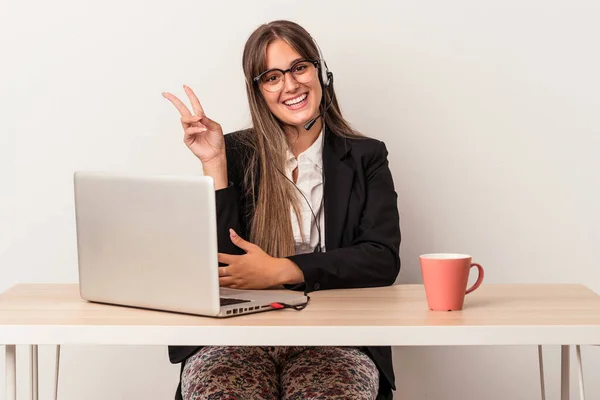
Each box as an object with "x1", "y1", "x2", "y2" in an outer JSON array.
[{"x1": 73, "y1": 171, "x2": 308, "y2": 317}]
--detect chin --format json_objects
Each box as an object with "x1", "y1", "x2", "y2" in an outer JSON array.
[{"x1": 280, "y1": 109, "x2": 318, "y2": 129}]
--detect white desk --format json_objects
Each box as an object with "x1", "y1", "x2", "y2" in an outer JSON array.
[{"x1": 2, "y1": 283, "x2": 600, "y2": 399}]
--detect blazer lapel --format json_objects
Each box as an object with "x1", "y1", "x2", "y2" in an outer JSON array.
[{"x1": 323, "y1": 131, "x2": 354, "y2": 250}]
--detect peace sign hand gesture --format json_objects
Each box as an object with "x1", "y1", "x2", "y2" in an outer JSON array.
[{"x1": 163, "y1": 85, "x2": 228, "y2": 189}]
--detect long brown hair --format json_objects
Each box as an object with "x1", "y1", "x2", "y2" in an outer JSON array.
[{"x1": 241, "y1": 20, "x2": 363, "y2": 257}]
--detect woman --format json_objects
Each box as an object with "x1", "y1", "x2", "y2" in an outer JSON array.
[{"x1": 163, "y1": 20, "x2": 401, "y2": 400}]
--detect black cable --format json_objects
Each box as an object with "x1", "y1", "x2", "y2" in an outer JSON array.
[
  {"x1": 272, "y1": 158, "x2": 324, "y2": 253},
  {"x1": 270, "y1": 295, "x2": 311, "y2": 311}
]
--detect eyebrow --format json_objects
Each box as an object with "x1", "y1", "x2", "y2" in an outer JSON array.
[
  {"x1": 266, "y1": 58, "x2": 305, "y2": 71},
  {"x1": 288, "y1": 58, "x2": 303, "y2": 67}
]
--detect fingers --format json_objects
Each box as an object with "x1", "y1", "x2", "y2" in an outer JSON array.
[
  {"x1": 183, "y1": 85, "x2": 205, "y2": 116},
  {"x1": 198, "y1": 114, "x2": 221, "y2": 132},
  {"x1": 218, "y1": 264, "x2": 237, "y2": 287},
  {"x1": 181, "y1": 115, "x2": 203, "y2": 125},
  {"x1": 182, "y1": 113, "x2": 216, "y2": 134},
  {"x1": 218, "y1": 253, "x2": 239, "y2": 265},
  {"x1": 218, "y1": 264, "x2": 243, "y2": 288},
  {"x1": 162, "y1": 92, "x2": 192, "y2": 117},
  {"x1": 229, "y1": 229, "x2": 256, "y2": 253},
  {"x1": 181, "y1": 116, "x2": 207, "y2": 135},
  {"x1": 163, "y1": 87, "x2": 221, "y2": 134},
  {"x1": 219, "y1": 277, "x2": 238, "y2": 287},
  {"x1": 184, "y1": 126, "x2": 207, "y2": 137}
]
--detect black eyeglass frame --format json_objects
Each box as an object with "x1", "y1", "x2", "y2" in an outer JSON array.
[{"x1": 252, "y1": 59, "x2": 320, "y2": 87}]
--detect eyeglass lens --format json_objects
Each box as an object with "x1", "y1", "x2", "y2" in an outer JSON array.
[{"x1": 260, "y1": 61, "x2": 316, "y2": 92}]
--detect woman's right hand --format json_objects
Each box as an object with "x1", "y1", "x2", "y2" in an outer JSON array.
[
  {"x1": 162, "y1": 85, "x2": 228, "y2": 190},
  {"x1": 162, "y1": 85, "x2": 225, "y2": 165}
]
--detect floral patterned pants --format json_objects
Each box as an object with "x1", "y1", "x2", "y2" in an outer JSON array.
[{"x1": 181, "y1": 346, "x2": 379, "y2": 400}]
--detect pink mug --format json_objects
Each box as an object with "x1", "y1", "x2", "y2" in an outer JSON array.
[{"x1": 420, "y1": 253, "x2": 484, "y2": 311}]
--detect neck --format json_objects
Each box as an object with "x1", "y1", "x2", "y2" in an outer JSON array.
[{"x1": 285, "y1": 119, "x2": 323, "y2": 158}]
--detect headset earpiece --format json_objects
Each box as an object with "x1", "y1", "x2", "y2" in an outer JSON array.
[{"x1": 313, "y1": 38, "x2": 331, "y2": 87}]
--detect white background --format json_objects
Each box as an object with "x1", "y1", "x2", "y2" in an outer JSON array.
[{"x1": 1, "y1": 0, "x2": 599, "y2": 398}]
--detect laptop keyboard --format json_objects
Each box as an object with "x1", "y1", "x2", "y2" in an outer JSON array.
[{"x1": 220, "y1": 297, "x2": 251, "y2": 307}]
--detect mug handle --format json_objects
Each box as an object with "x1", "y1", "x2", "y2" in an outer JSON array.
[{"x1": 465, "y1": 263, "x2": 484, "y2": 294}]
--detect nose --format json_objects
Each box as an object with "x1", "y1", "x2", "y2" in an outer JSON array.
[{"x1": 282, "y1": 71, "x2": 300, "y2": 93}]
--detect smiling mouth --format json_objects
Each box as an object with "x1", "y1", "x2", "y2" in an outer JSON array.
[{"x1": 283, "y1": 93, "x2": 308, "y2": 110}]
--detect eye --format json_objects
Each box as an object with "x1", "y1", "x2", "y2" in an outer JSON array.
[
  {"x1": 262, "y1": 73, "x2": 282, "y2": 84},
  {"x1": 293, "y1": 63, "x2": 308, "y2": 73}
]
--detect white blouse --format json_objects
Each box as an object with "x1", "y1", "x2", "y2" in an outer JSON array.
[{"x1": 285, "y1": 130, "x2": 326, "y2": 255}]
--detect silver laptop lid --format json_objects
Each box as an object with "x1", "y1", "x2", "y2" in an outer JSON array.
[{"x1": 73, "y1": 171, "x2": 221, "y2": 316}]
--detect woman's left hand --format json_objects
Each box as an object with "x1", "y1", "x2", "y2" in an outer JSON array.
[{"x1": 218, "y1": 229, "x2": 302, "y2": 289}]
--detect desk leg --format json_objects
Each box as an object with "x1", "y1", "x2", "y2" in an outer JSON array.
[
  {"x1": 537, "y1": 345, "x2": 546, "y2": 400},
  {"x1": 54, "y1": 345, "x2": 61, "y2": 400},
  {"x1": 576, "y1": 345, "x2": 585, "y2": 400},
  {"x1": 561, "y1": 345, "x2": 570, "y2": 400},
  {"x1": 6, "y1": 345, "x2": 16, "y2": 400},
  {"x1": 30, "y1": 345, "x2": 39, "y2": 400}
]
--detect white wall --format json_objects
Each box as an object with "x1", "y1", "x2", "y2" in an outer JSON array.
[{"x1": 2, "y1": 0, "x2": 599, "y2": 398}]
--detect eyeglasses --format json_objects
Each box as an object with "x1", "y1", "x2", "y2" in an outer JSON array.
[{"x1": 253, "y1": 59, "x2": 319, "y2": 93}]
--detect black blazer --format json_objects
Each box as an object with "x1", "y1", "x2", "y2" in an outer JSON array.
[{"x1": 169, "y1": 128, "x2": 401, "y2": 400}]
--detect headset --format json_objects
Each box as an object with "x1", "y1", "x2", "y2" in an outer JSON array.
[{"x1": 303, "y1": 38, "x2": 335, "y2": 131}]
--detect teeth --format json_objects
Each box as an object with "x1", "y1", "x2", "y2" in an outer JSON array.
[{"x1": 284, "y1": 93, "x2": 307, "y2": 106}]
